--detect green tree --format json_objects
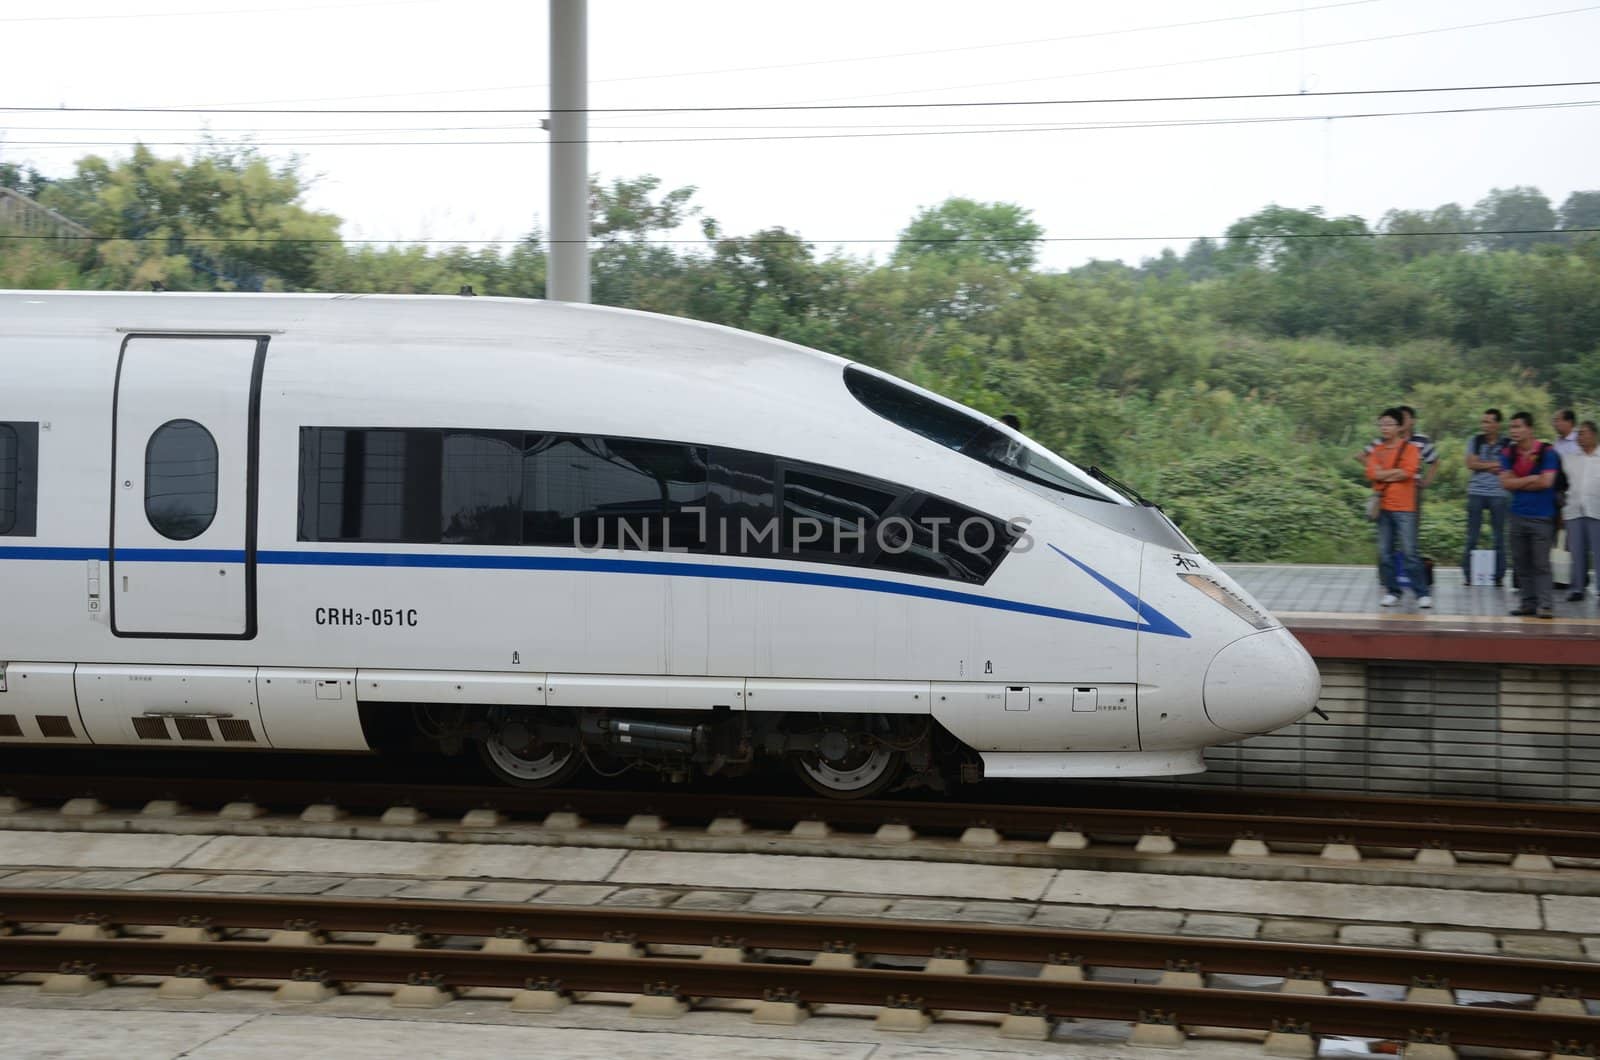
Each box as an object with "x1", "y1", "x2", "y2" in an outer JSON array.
[
  {"x1": 37, "y1": 143, "x2": 340, "y2": 290},
  {"x1": 893, "y1": 197, "x2": 1043, "y2": 271},
  {"x1": 1471, "y1": 186, "x2": 1558, "y2": 252}
]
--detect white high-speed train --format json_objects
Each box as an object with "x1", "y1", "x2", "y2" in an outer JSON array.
[{"x1": 0, "y1": 291, "x2": 1319, "y2": 796}]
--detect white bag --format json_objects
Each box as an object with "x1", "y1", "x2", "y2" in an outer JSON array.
[
  {"x1": 1469, "y1": 549, "x2": 1497, "y2": 586},
  {"x1": 1552, "y1": 547, "x2": 1573, "y2": 589}
]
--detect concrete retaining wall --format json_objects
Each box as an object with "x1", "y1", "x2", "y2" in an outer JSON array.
[{"x1": 1184, "y1": 661, "x2": 1600, "y2": 803}]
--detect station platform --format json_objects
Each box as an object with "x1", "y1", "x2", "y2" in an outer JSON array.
[{"x1": 1222, "y1": 564, "x2": 1599, "y2": 665}]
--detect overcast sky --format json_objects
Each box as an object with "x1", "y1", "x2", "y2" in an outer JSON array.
[{"x1": 3, "y1": 0, "x2": 1597, "y2": 270}]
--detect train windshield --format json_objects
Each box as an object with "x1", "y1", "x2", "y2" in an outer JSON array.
[{"x1": 843, "y1": 365, "x2": 1122, "y2": 504}]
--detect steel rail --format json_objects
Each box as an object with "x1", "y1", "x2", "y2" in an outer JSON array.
[
  {"x1": 0, "y1": 936, "x2": 1592, "y2": 1050},
  {"x1": 3, "y1": 890, "x2": 1596, "y2": 998},
  {"x1": 3, "y1": 773, "x2": 1596, "y2": 858}
]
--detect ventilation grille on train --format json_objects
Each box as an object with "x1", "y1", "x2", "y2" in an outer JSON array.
[
  {"x1": 217, "y1": 719, "x2": 254, "y2": 743},
  {"x1": 175, "y1": 718, "x2": 213, "y2": 742},
  {"x1": 0, "y1": 715, "x2": 20, "y2": 738},
  {"x1": 36, "y1": 715, "x2": 74, "y2": 739},
  {"x1": 133, "y1": 717, "x2": 170, "y2": 740}
]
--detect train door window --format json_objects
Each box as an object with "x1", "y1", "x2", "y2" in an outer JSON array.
[
  {"x1": 874, "y1": 494, "x2": 1015, "y2": 584},
  {"x1": 304, "y1": 428, "x2": 440, "y2": 542},
  {"x1": 144, "y1": 419, "x2": 218, "y2": 541},
  {"x1": 522, "y1": 435, "x2": 709, "y2": 551},
  {"x1": 780, "y1": 466, "x2": 900, "y2": 565},
  {"x1": 441, "y1": 431, "x2": 522, "y2": 545}
]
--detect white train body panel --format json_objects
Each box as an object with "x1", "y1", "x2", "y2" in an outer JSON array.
[{"x1": 0, "y1": 291, "x2": 1320, "y2": 777}]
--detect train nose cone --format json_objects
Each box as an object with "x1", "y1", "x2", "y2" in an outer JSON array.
[{"x1": 1203, "y1": 628, "x2": 1321, "y2": 736}]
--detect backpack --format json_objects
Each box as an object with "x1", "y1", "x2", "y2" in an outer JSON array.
[{"x1": 1538, "y1": 442, "x2": 1571, "y2": 497}]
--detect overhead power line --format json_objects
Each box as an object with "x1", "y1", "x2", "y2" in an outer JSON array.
[
  {"x1": 6, "y1": 98, "x2": 1595, "y2": 149},
  {"x1": 3, "y1": 228, "x2": 1595, "y2": 247},
  {"x1": 177, "y1": 0, "x2": 1380, "y2": 110},
  {"x1": 3, "y1": 79, "x2": 1598, "y2": 117},
  {"x1": 0, "y1": 0, "x2": 445, "y2": 22}
]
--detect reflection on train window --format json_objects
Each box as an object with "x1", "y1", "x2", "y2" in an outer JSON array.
[
  {"x1": 842, "y1": 366, "x2": 985, "y2": 450},
  {"x1": 312, "y1": 428, "x2": 441, "y2": 542},
  {"x1": 145, "y1": 419, "x2": 218, "y2": 541},
  {"x1": 296, "y1": 426, "x2": 1015, "y2": 583},
  {"x1": 875, "y1": 495, "x2": 1015, "y2": 584},
  {"x1": 781, "y1": 468, "x2": 899, "y2": 562},
  {"x1": 441, "y1": 432, "x2": 522, "y2": 545},
  {"x1": 0, "y1": 424, "x2": 17, "y2": 534},
  {"x1": 523, "y1": 435, "x2": 709, "y2": 550}
]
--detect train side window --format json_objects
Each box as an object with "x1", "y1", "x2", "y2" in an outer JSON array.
[
  {"x1": 0, "y1": 422, "x2": 38, "y2": 537},
  {"x1": 145, "y1": 419, "x2": 218, "y2": 541},
  {"x1": 706, "y1": 447, "x2": 778, "y2": 557},
  {"x1": 441, "y1": 432, "x2": 522, "y2": 545},
  {"x1": 875, "y1": 494, "x2": 1015, "y2": 584},
  {"x1": 0, "y1": 424, "x2": 17, "y2": 534},
  {"x1": 522, "y1": 435, "x2": 709, "y2": 551},
  {"x1": 780, "y1": 466, "x2": 900, "y2": 565},
  {"x1": 307, "y1": 428, "x2": 440, "y2": 542}
]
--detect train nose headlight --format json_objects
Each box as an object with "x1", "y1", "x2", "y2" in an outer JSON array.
[
  {"x1": 1178, "y1": 573, "x2": 1276, "y2": 631},
  {"x1": 1203, "y1": 629, "x2": 1321, "y2": 735}
]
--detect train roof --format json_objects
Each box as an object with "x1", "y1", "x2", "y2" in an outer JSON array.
[{"x1": 0, "y1": 290, "x2": 850, "y2": 374}]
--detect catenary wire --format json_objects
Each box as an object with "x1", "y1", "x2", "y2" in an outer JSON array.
[
  {"x1": 3, "y1": 78, "x2": 1598, "y2": 116},
  {"x1": 4, "y1": 98, "x2": 1594, "y2": 148}
]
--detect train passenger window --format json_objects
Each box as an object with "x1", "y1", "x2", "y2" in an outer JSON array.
[
  {"x1": 307, "y1": 428, "x2": 441, "y2": 542},
  {"x1": 523, "y1": 435, "x2": 709, "y2": 551},
  {"x1": 441, "y1": 432, "x2": 522, "y2": 545},
  {"x1": 145, "y1": 419, "x2": 218, "y2": 541},
  {"x1": 706, "y1": 447, "x2": 778, "y2": 556},
  {"x1": 0, "y1": 422, "x2": 38, "y2": 537},
  {"x1": 0, "y1": 424, "x2": 17, "y2": 534},
  {"x1": 874, "y1": 495, "x2": 1016, "y2": 584},
  {"x1": 780, "y1": 467, "x2": 900, "y2": 564}
]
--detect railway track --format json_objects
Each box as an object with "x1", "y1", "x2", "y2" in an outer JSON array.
[
  {"x1": 0, "y1": 889, "x2": 1593, "y2": 1054},
  {"x1": 3, "y1": 772, "x2": 1598, "y2": 866}
]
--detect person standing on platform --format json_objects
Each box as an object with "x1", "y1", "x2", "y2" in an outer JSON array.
[
  {"x1": 1463, "y1": 408, "x2": 1511, "y2": 587},
  {"x1": 1562, "y1": 420, "x2": 1600, "y2": 602},
  {"x1": 1367, "y1": 408, "x2": 1428, "y2": 609},
  {"x1": 1500, "y1": 411, "x2": 1561, "y2": 618},
  {"x1": 1554, "y1": 410, "x2": 1580, "y2": 457}
]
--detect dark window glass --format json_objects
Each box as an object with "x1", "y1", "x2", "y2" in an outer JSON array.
[
  {"x1": 0, "y1": 425, "x2": 16, "y2": 534},
  {"x1": 706, "y1": 447, "x2": 778, "y2": 557},
  {"x1": 441, "y1": 432, "x2": 522, "y2": 545},
  {"x1": 781, "y1": 467, "x2": 900, "y2": 563},
  {"x1": 0, "y1": 422, "x2": 37, "y2": 537},
  {"x1": 145, "y1": 419, "x2": 218, "y2": 541},
  {"x1": 843, "y1": 364, "x2": 1111, "y2": 503},
  {"x1": 843, "y1": 365, "x2": 985, "y2": 451},
  {"x1": 310, "y1": 428, "x2": 440, "y2": 542},
  {"x1": 875, "y1": 495, "x2": 1015, "y2": 584},
  {"x1": 523, "y1": 435, "x2": 709, "y2": 551}
]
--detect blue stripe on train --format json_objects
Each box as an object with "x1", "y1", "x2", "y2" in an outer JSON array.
[{"x1": 0, "y1": 543, "x2": 1190, "y2": 638}]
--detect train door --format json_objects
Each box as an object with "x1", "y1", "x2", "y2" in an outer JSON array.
[{"x1": 110, "y1": 335, "x2": 267, "y2": 638}]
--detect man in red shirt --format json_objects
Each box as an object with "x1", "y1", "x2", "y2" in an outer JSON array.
[{"x1": 1366, "y1": 408, "x2": 1428, "y2": 608}]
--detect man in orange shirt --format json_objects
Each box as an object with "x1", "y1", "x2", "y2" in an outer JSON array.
[{"x1": 1367, "y1": 408, "x2": 1428, "y2": 608}]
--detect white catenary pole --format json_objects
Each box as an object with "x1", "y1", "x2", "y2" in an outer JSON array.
[{"x1": 548, "y1": 0, "x2": 590, "y2": 303}]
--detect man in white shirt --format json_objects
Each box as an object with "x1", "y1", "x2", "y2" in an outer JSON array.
[
  {"x1": 1564, "y1": 420, "x2": 1600, "y2": 602},
  {"x1": 1554, "y1": 409, "x2": 1579, "y2": 457}
]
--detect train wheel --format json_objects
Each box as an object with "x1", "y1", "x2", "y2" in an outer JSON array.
[
  {"x1": 792, "y1": 723, "x2": 904, "y2": 799},
  {"x1": 479, "y1": 708, "x2": 583, "y2": 787}
]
